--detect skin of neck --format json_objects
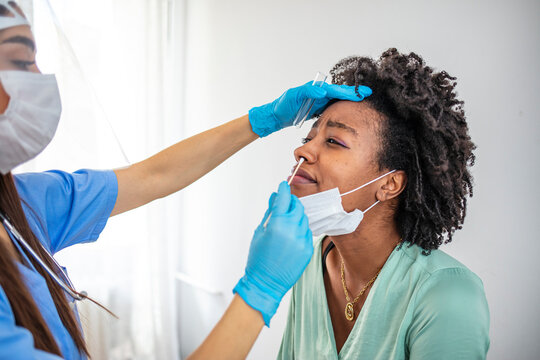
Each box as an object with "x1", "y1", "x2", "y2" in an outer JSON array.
[
  {"x1": 0, "y1": 222, "x2": 20, "y2": 261},
  {"x1": 327, "y1": 198, "x2": 401, "y2": 291}
]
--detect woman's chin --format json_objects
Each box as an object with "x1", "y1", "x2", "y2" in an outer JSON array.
[{"x1": 290, "y1": 183, "x2": 318, "y2": 198}]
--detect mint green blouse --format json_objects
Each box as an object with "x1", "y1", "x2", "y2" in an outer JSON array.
[{"x1": 278, "y1": 237, "x2": 490, "y2": 360}]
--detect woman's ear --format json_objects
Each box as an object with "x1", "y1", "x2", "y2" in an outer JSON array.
[{"x1": 377, "y1": 170, "x2": 407, "y2": 202}]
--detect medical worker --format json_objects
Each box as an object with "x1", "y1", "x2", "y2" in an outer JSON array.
[{"x1": 0, "y1": 1, "x2": 371, "y2": 359}]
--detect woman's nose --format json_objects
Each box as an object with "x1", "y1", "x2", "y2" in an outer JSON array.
[
  {"x1": 294, "y1": 142, "x2": 317, "y2": 164},
  {"x1": 31, "y1": 63, "x2": 41, "y2": 74}
]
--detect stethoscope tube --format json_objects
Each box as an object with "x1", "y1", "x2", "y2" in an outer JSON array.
[{"x1": 0, "y1": 212, "x2": 85, "y2": 301}]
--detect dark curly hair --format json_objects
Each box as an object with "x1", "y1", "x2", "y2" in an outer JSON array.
[{"x1": 329, "y1": 48, "x2": 476, "y2": 253}]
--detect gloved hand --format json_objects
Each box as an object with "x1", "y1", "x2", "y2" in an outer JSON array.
[
  {"x1": 249, "y1": 81, "x2": 372, "y2": 137},
  {"x1": 233, "y1": 181, "x2": 313, "y2": 326}
]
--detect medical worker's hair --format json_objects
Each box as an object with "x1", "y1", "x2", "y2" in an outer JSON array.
[
  {"x1": 330, "y1": 48, "x2": 476, "y2": 253},
  {"x1": 0, "y1": 173, "x2": 89, "y2": 356}
]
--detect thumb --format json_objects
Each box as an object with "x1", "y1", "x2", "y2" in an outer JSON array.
[{"x1": 272, "y1": 181, "x2": 292, "y2": 215}]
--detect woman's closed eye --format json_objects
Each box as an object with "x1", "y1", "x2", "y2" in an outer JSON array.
[
  {"x1": 11, "y1": 60, "x2": 35, "y2": 70},
  {"x1": 301, "y1": 137, "x2": 348, "y2": 148},
  {"x1": 326, "y1": 138, "x2": 348, "y2": 148}
]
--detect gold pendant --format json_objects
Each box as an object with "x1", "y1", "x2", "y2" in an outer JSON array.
[{"x1": 345, "y1": 302, "x2": 355, "y2": 321}]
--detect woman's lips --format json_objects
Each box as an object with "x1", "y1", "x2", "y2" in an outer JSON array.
[
  {"x1": 288, "y1": 168, "x2": 316, "y2": 185},
  {"x1": 289, "y1": 175, "x2": 316, "y2": 185}
]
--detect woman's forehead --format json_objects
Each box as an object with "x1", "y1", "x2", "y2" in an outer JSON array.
[
  {"x1": 312, "y1": 101, "x2": 383, "y2": 135},
  {"x1": 0, "y1": 24, "x2": 33, "y2": 39}
]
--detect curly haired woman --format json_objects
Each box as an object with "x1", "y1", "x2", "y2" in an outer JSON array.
[{"x1": 278, "y1": 49, "x2": 489, "y2": 360}]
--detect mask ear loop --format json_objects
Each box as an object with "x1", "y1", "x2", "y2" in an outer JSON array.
[
  {"x1": 340, "y1": 169, "x2": 397, "y2": 197},
  {"x1": 362, "y1": 200, "x2": 380, "y2": 213}
]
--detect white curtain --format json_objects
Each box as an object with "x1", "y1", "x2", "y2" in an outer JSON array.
[{"x1": 15, "y1": 0, "x2": 186, "y2": 358}]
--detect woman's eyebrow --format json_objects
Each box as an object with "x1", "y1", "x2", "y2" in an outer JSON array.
[
  {"x1": 326, "y1": 120, "x2": 358, "y2": 136},
  {"x1": 0, "y1": 35, "x2": 35, "y2": 52}
]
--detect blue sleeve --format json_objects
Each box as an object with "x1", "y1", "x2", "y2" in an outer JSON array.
[
  {"x1": 407, "y1": 268, "x2": 490, "y2": 360},
  {"x1": 13, "y1": 169, "x2": 118, "y2": 254},
  {"x1": 0, "y1": 287, "x2": 64, "y2": 359}
]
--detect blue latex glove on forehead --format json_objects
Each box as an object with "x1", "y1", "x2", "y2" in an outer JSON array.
[
  {"x1": 233, "y1": 181, "x2": 313, "y2": 326},
  {"x1": 249, "y1": 81, "x2": 372, "y2": 137}
]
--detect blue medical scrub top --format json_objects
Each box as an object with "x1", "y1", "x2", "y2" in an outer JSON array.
[{"x1": 0, "y1": 169, "x2": 118, "y2": 359}]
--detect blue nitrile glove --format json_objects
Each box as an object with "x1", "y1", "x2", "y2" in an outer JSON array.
[
  {"x1": 248, "y1": 81, "x2": 372, "y2": 137},
  {"x1": 233, "y1": 181, "x2": 313, "y2": 326}
]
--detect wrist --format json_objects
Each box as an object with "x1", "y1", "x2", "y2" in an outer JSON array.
[
  {"x1": 231, "y1": 294, "x2": 265, "y2": 327},
  {"x1": 235, "y1": 114, "x2": 260, "y2": 141},
  {"x1": 248, "y1": 104, "x2": 279, "y2": 138},
  {"x1": 233, "y1": 275, "x2": 282, "y2": 327}
]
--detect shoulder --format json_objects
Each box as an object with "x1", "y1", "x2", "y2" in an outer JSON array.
[
  {"x1": 400, "y1": 243, "x2": 471, "y2": 275},
  {"x1": 14, "y1": 169, "x2": 74, "y2": 189},
  {"x1": 13, "y1": 169, "x2": 118, "y2": 253},
  {"x1": 399, "y1": 243, "x2": 487, "y2": 309},
  {"x1": 13, "y1": 168, "x2": 118, "y2": 222},
  {"x1": 403, "y1": 248, "x2": 490, "y2": 357},
  {"x1": 401, "y1": 245, "x2": 490, "y2": 341},
  {"x1": 413, "y1": 266, "x2": 488, "y2": 315},
  {"x1": 14, "y1": 169, "x2": 117, "y2": 196},
  {"x1": 393, "y1": 243, "x2": 488, "y2": 328}
]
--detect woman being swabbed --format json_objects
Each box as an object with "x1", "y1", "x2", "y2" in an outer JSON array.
[{"x1": 278, "y1": 48, "x2": 489, "y2": 360}]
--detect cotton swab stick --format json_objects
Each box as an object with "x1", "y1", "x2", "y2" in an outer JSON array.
[
  {"x1": 288, "y1": 158, "x2": 305, "y2": 186},
  {"x1": 263, "y1": 158, "x2": 305, "y2": 228}
]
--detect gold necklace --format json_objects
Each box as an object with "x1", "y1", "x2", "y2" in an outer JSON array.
[{"x1": 340, "y1": 257, "x2": 381, "y2": 321}]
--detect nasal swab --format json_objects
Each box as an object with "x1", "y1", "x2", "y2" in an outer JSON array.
[
  {"x1": 288, "y1": 158, "x2": 305, "y2": 186},
  {"x1": 263, "y1": 158, "x2": 305, "y2": 228}
]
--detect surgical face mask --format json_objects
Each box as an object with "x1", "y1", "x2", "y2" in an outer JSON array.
[
  {"x1": 299, "y1": 170, "x2": 396, "y2": 236},
  {"x1": 0, "y1": 71, "x2": 62, "y2": 174}
]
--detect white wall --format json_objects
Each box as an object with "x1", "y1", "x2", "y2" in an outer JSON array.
[{"x1": 177, "y1": 0, "x2": 540, "y2": 359}]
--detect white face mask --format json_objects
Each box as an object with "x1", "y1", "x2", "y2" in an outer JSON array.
[
  {"x1": 299, "y1": 170, "x2": 396, "y2": 236},
  {"x1": 0, "y1": 71, "x2": 62, "y2": 174}
]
